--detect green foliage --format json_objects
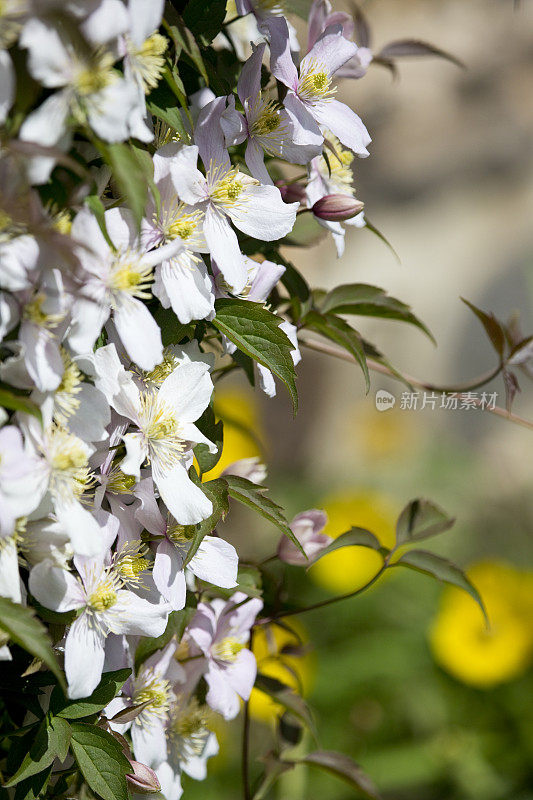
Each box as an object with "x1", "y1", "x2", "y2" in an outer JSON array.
[
  {"x1": 395, "y1": 498, "x2": 456, "y2": 545},
  {"x1": 0, "y1": 388, "x2": 42, "y2": 422},
  {"x1": 97, "y1": 142, "x2": 149, "y2": 227},
  {"x1": 69, "y1": 723, "x2": 131, "y2": 800},
  {"x1": 225, "y1": 475, "x2": 306, "y2": 556},
  {"x1": 311, "y1": 527, "x2": 384, "y2": 564},
  {"x1": 296, "y1": 750, "x2": 382, "y2": 799},
  {"x1": 49, "y1": 669, "x2": 131, "y2": 720},
  {"x1": 304, "y1": 310, "x2": 370, "y2": 391},
  {"x1": 0, "y1": 597, "x2": 66, "y2": 692},
  {"x1": 212, "y1": 299, "x2": 299, "y2": 412},
  {"x1": 5, "y1": 716, "x2": 71, "y2": 787},
  {"x1": 182, "y1": 476, "x2": 230, "y2": 567},
  {"x1": 134, "y1": 608, "x2": 196, "y2": 670},
  {"x1": 194, "y1": 405, "x2": 224, "y2": 475},
  {"x1": 182, "y1": 0, "x2": 227, "y2": 45}
]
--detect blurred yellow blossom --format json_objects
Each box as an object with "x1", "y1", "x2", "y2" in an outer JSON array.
[
  {"x1": 310, "y1": 491, "x2": 397, "y2": 592},
  {"x1": 429, "y1": 561, "x2": 533, "y2": 688},
  {"x1": 249, "y1": 621, "x2": 313, "y2": 723},
  {"x1": 204, "y1": 387, "x2": 264, "y2": 479}
]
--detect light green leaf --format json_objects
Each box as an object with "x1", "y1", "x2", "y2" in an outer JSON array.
[
  {"x1": 182, "y1": 476, "x2": 230, "y2": 568},
  {"x1": 163, "y1": 11, "x2": 209, "y2": 84},
  {"x1": 0, "y1": 596, "x2": 66, "y2": 692},
  {"x1": 146, "y1": 81, "x2": 190, "y2": 142},
  {"x1": 310, "y1": 527, "x2": 383, "y2": 566},
  {"x1": 50, "y1": 669, "x2": 131, "y2": 720},
  {"x1": 84, "y1": 195, "x2": 114, "y2": 249},
  {"x1": 254, "y1": 674, "x2": 317, "y2": 738},
  {"x1": 322, "y1": 283, "x2": 435, "y2": 343},
  {"x1": 213, "y1": 299, "x2": 298, "y2": 411},
  {"x1": 393, "y1": 550, "x2": 488, "y2": 622},
  {"x1": 225, "y1": 475, "x2": 305, "y2": 556},
  {"x1": 0, "y1": 388, "x2": 42, "y2": 423},
  {"x1": 395, "y1": 499, "x2": 455, "y2": 546},
  {"x1": 69, "y1": 723, "x2": 131, "y2": 800},
  {"x1": 97, "y1": 142, "x2": 148, "y2": 227}
]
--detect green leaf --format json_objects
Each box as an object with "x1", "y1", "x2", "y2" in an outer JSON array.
[
  {"x1": 69, "y1": 723, "x2": 131, "y2": 800},
  {"x1": 304, "y1": 310, "x2": 370, "y2": 392},
  {"x1": 253, "y1": 752, "x2": 294, "y2": 800},
  {"x1": 254, "y1": 674, "x2": 317, "y2": 738},
  {"x1": 134, "y1": 608, "x2": 196, "y2": 670},
  {"x1": 194, "y1": 405, "x2": 223, "y2": 475},
  {"x1": 84, "y1": 195, "x2": 114, "y2": 249},
  {"x1": 163, "y1": 11, "x2": 209, "y2": 84},
  {"x1": 182, "y1": 477, "x2": 230, "y2": 567},
  {"x1": 322, "y1": 283, "x2": 435, "y2": 343},
  {"x1": 393, "y1": 550, "x2": 488, "y2": 622},
  {"x1": 13, "y1": 764, "x2": 53, "y2": 800},
  {"x1": 297, "y1": 750, "x2": 381, "y2": 799},
  {"x1": 152, "y1": 306, "x2": 195, "y2": 346},
  {"x1": 50, "y1": 669, "x2": 131, "y2": 720},
  {"x1": 395, "y1": 499, "x2": 455, "y2": 546},
  {"x1": 146, "y1": 80, "x2": 189, "y2": 141},
  {"x1": 0, "y1": 596, "x2": 66, "y2": 692},
  {"x1": 225, "y1": 475, "x2": 305, "y2": 556},
  {"x1": 213, "y1": 299, "x2": 298, "y2": 411},
  {"x1": 462, "y1": 298, "x2": 506, "y2": 359},
  {"x1": 97, "y1": 142, "x2": 148, "y2": 227},
  {"x1": 0, "y1": 388, "x2": 42, "y2": 423},
  {"x1": 378, "y1": 39, "x2": 465, "y2": 69},
  {"x1": 183, "y1": 0, "x2": 227, "y2": 45},
  {"x1": 310, "y1": 527, "x2": 384, "y2": 565},
  {"x1": 5, "y1": 717, "x2": 71, "y2": 786}
]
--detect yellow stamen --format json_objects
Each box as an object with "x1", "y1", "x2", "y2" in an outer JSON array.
[
  {"x1": 298, "y1": 60, "x2": 336, "y2": 102},
  {"x1": 74, "y1": 50, "x2": 116, "y2": 97},
  {"x1": 133, "y1": 33, "x2": 168, "y2": 93},
  {"x1": 108, "y1": 253, "x2": 153, "y2": 300},
  {"x1": 89, "y1": 580, "x2": 118, "y2": 611},
  {"x1": 212, "y1": 636, "x2": 244, "y2": 663},
  {"x1": 133, "y1": 668, "x2": 172, "y2": 717}
]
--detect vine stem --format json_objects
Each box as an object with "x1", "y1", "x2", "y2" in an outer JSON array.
[
  {"x1": 299, "y1": 336, "x2": 533, "y2": 432},
  {"x1": 258, "y1": 562, "x2": 388, "y2": 625}
]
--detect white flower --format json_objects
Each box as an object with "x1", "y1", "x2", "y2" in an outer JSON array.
[
  {"x1": 29, "y1": 554, "x2": 170, "y2": 698},
  {"x1": 0, "y1": 425, "x2": 41, "y2": 537},
  {"x1": 94, "y1": 344, "x2": 215, "y2": 525}
]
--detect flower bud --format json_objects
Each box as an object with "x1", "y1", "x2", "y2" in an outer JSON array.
[
  {"x1": 276, "y1": 180, "x2": 306, "y2": 204},
  {"x1": 126, "y1": 760, "x2": 161, "y2": 794},
  {"x1": 278, "y1": 510, "x2": 332, "y2": 566},
  {"x1": 312, "y1": 194, "x2": 364, "y2": 221}
]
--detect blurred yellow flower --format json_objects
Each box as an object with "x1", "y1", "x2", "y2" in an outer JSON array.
[
  {"x1": 310, "y1": 491, "x2": 397, "y2": 593},
  {"x1": 349, "y1": 402, "x2": 415, "y2": 462},
  {"x1": 204, "y1": 387, "x2": 263, "y2": 480},
  {"x1": 249, "y1": 621, "x2": 313, "y2": 723},
  {"x1": 429, "y1": 561, "x2": 533, "y2": 688}
]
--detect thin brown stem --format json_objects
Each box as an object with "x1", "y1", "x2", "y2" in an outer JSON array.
[{"x1": 299, "y1": 336, "x2": 533, "y2": 432}]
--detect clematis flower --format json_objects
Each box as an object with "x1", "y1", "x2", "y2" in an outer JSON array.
[
  {"x1": 277, "y1": 509, "x2": 332, "y2": 566},
  {"x1": 29, "y1": 552, "x2": 170, "y2": 698},
  {"x1": 257, "y1": 319, "x2": 301, "y2": 398},
  {"x1": 306, "y1": 132, "x2": 366, "y2": 256},
  {"x1": 168, "y1": 142, "x2": 298, "y2": 294},
  {"x1": 265, "y1": 15, "x2": 371, "y2": 157},
  {"x1": 134, "y1": 476, "x2": 238, "y2": 610},
  {"x1": 0, "y1": 425, "x2": 42, "y2": 538},
  {"x1": 0, "y1": 50, "x2": 14, "y2": 124},
  {"x1": 93, "y1": 344, "x2": 215, "y2": 525},
  {"x1": 68, "y1": 206, "x2": 184, "y2": 372},
  {"x1": 141, "y1": 143, "x2": 215, "y2": 324},
  {"x1": 307, "y1": 0, "x2": 372, "y2": 80},
  {"x1": 221, "y1": 43, "x2": 322, "y2": 184},
  {"x1": 186, "y1": 592, "x2": 263, "y2": 719}
]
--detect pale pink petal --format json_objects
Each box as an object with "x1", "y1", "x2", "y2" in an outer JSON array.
[
  {"x1": 65, "y1": 614, "x2": 106, "y2": 698},
  {"x1": 153, "y1": 540, "x2": 186, "y2": 610},
  {"x1": 313, "y1": 99, "x2": 371, "y2": 156}
]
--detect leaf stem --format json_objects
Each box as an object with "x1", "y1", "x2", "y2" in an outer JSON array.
[{"x1": 299, "y1": 336, "x2": 533, "y2": 431}]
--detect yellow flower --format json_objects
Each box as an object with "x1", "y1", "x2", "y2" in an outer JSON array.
[
  {"x1": 204, "y1": 388, "x2": 264, "y2": 479},
  {"x1": 249, "y1": 621, "x2": 313, "y2": 723},
  {"x1": 310, "y1": 491, "x2": 397, "y2": 593},
  {"x1": 429, "y1": 561, "x2": 533, "y2": 688}
]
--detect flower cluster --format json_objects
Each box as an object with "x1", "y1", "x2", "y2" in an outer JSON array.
[{"x1": 0, "y1": 2, "x2": 479, "y2": 799}]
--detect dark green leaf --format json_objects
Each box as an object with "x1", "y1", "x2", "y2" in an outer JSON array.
[
  {"x1": 13, "y1": 764, "x2": 53, "y2": 800},
  {"x1": 254, "y1": 674, "x2": 317, "y2": 738},
  {"x1": 304, "y1": 310, "x2": 370, "y2": 392},
  {"x1": 152, "y1": 306, "x2": 195, "y2": 346},
  {"x1": 183, "y1": 0, "x2": 226, "y2": 45},
  {"x1": 310, "y1": 527, "x2": 383, "y2": 566},
  {"x1": 213, "y1": 299, "x2": 298, "y2": 411},
  {"x1": 253, "y1": 752, "x2": 294, "y2": 800},
  {"x1": 146, "y1": 81, "x2": 189, "y2": 141},
  {"x1": 297, "y1": 750, "x2": 381, "y2": 799},
  {"x1": 462, "y1": 298, "x2": 506, "y2": 360},
  {"x1": 134, "y1": 607, "x2": 196, "y2": 670},
  {"x1": 396, "y1": 499, "x2": 455, "y2": 546},
  {"x1": 163, "y1": 10, "x2": 209, "y2": 83},
  {"x1": 0, "y1": 388, "x2": 42, "y2": 423},
  {"x1": 0, "y1": 597, "x2": 66, "y2": 692},
  {"x1": 394, "y1": 550, "x2": 488, "y2": 622},
  {"x1": 182, "y1": 477, "x2": 230, "y2": 567},
  {"x1": 69, "y1": 723, "x2": 131, "y2": 800},
  {"x1": 378, "y1": 39, "x2": 465, "y2": 69},
  {"x1": 85, "y1": 195, "x2": 114, "y2": 249},
  {"x1": 194, "y1": 406, "x2": 223, "y2": 475},
  {"x1": 50, "y1": 669, "x2": 131, "y2": 719},
  {"x1": 5, "y1": 717, "x2": 71, "y2": 786},
  {"x1": 225, "y1": 475, "x2": 305, "y2": 556},
  {"x1": 322, "y1": 284, "x2": 434, "y2": 343}
]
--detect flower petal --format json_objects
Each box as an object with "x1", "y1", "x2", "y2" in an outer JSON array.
[
  {"x1": 113, "y1": 297, "x2": 163, "y2": 372},
  {"x1": 153, "y1": 461, "x2": 212, "y2": 525},
  {"x1": 226, "y1": 183, "x2": 298, "y2": 241},
  {"x1": 189, "y1": 537, "x2": 238, "y2": 589},
  {"x1": 203, "y1": 204, "x2": 247, "y2": 294},
  {"x1": 313, "y1": 99, "x2": 371, "y2": 157},
  {"x1": 65, "y1": 614, "x2": 106, "y2": 698},
  {"x1": 153, "y1": 540, "x2": 186, "y2": 610}
]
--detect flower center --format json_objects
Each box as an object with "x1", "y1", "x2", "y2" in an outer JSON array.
[
  {"x1": 319, "y1": 132, "x2": 355, "y2": 192},
  {"x1": 251, "y1": 99, "x2": 282, "y2": 137},
  {"x1": 55, "y1": 349, "x2": 83, "y2": 423},
  {"x1": 115, "y1": 540, "x2": 150, "y2": 585},
  {"x1": 131, "y1": 32, "x2": 168, "y2": 93},
  {"x1": 47, "y1": 425, "x2": 94, "y2": 500},
  {"x1": 209, "y1": 164, "x2": 255, "y2": 209},
  {"x1": 133, "y1": 668, "x2": 172, "y2": 718},
  {"x1": 23, "y1": 293, "x2": 64, "y2": 330},
  {"x1": 212, "y1": 636, "x2": 244, "y2": 663},
  {"x1": 74, "y1": 50, "x2": 115, "y2": 97},
  {"x1": 106, "y1": 466, "x2": 137, "y2": 495},
  {"x1": 89, "y1": 581, "x2": 118, "y2": 612},
  {"x1": 138, "y1": 392, "x2": 187, "y2": 471},
  {"x1": 298, "y1": 62, "x2": 336, "y2": 102},
  {"x1": 108, "y1": 254, "x2": 153, "y2": 299},
  {"x1": 169, "y1": 697, "x2": 211, "y2": 762}
]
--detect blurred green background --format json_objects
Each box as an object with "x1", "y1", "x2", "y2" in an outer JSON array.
[{"x1": 188, "y1": 0, "x2": 533, "y2": 797}]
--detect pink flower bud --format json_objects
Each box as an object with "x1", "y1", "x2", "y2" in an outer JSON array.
[
  {"x1": 126, "y1": 760, "x2": 161, "y2": 794},
  {"x1": 276, "y1": 181, "x2": 306, "y2": 204},
  {"x1": 278, "y1": 510, "x2": 332, "y2": 566},
  {"x1": 312, "y1": 194, "x2": 364, "y2": 221}
]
